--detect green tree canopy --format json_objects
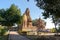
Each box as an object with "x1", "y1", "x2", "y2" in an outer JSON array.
[
  {"x1": 0, "y1": 9, "x2": 6, "y2": 21},
  {"x1": 0, "y1": 4, "x2": 22, "y2": 29},
  {"x1": 36, "y1": 0, "x2": 60, "y2": 18}
]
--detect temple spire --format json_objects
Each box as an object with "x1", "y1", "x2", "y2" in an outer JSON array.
[{"x1": 25, "y1": 8, "x2": 30, "y2": 16}]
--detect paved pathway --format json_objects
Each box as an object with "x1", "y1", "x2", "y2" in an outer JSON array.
[{"x1": 9, "y1": 31, "x2": 30, "y2": 40}]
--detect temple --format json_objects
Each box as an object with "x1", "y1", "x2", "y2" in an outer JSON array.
[{"x1": 22, "y1": 8, "x2": 46, "y2": 32}]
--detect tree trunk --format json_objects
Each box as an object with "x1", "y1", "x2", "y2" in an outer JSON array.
[
  {"x1": 54, "y1": 23, "x2": 57, "y2": 32},
  {"x1": 7, "y1": 26, "x2": 11, "y2": 40},
  {"x1": 52, "y1": 16, "x2": 57, "y2": 32}
]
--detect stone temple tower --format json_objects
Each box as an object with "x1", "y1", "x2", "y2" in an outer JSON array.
[
  {"x1": 22, "y1": 8, "x2": 32, "y2": 31},
  {"x1": 25, "y1": 8, "x2": 32, "y2": 28}
]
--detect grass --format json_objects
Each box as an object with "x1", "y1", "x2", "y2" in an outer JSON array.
[{"x1": 0, "y1": 35, "x2": 8, "y2": 40}]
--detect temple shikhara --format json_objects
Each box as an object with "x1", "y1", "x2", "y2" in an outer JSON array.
[
  {"x1": 21, "y1": 8, "x2": 46, "y2": 35},
  {"x1": 22, "y1": 8, "x2": 37, "y2": 31}
]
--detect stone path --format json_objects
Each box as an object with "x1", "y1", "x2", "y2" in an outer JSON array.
[{"x1": 9, "y1": 31, "x2": 30, "y2": 40}]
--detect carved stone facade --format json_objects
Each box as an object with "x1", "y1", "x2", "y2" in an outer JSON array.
[
  {"x1": 36, "y1": 18, "x2": 46, "y2": 30},
  {"x1": 22, "y1": 8, "x2": 45, "y2": 32}
]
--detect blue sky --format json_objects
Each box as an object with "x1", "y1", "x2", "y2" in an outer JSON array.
[
  {"x1": 0, "y1": 0, "x2": 55, "y2": 29},
  {"x1": 0, "y1": 0, "x2": 43, "y2": 19}
]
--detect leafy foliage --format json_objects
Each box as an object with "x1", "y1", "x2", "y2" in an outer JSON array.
[
  {"x1": 0, "y1": 9, "x2": 6, "y2": 21},
  {"x1": 32, "y1": 19, "x2": 38, "y2": 26},
  {"x1": 0, "y1": 4, "x2": 22, "y2": 27},
  {"x1": 57, "y1": 27, "x2": 60, "y2": 32},
  {"x1": 36, "y1": 0, "x2": 60, "y2": 18},
  {"x1": 50, "y1": 28, "x2": 56, "y2": 32},
  {"x1": 0, "y1": 25, "x2": 7, "y2": 36},
  {"x1": 36, "y1": 0, "x2": 60, "y2": 31}
]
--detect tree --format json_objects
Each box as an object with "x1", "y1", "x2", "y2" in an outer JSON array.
[
  {"x1": 0, "y1": 4, "x2": 22, "y2": 30},
  {"x1": 57, "y1": 27, "x2": 60, "y2": 32},
  {"x1": 0, "y1": 9, "x2": 5, "y2": 21},
  {"x1": 0, "y1": 25, "x2": 7, "y2": 36},
  {"x1": 32, "y1": 19, "x2": 38, "y2": 26},
  {"x1": 36, "y1": 0, "x2": 60, "y2": 32},
  {"x1": 50, "y1": 28, "x2": 56, "y2": 33},
  {"x1": 32, "y1": 18, "x2": 46, "y2": 29}
]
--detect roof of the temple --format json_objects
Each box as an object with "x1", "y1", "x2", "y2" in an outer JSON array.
[
  {"x1": 25, "y1": 8, "x2": 32, "y2": 22},
  {"x1": 25, "y1": 8, "x2": 30, "y2": 15}
]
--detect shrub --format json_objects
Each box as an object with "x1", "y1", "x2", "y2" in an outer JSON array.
[{"x1": 0, "y1": 25, "x2": 7, "y2": 36}]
